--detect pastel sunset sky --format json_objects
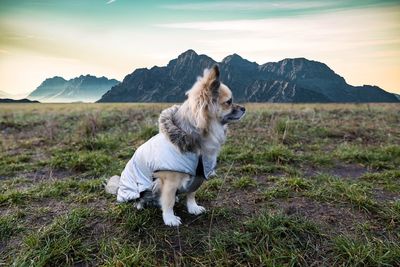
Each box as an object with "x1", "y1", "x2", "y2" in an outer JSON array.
[{"x1": 1, "y1": 0, "x2": 399, "y2": 96}]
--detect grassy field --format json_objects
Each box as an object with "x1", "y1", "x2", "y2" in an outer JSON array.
[{"x1": 0, "y1": 103, "x2": 399, "y2": 266}]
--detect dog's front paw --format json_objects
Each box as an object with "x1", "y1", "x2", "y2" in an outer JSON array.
[
  {"x1": 187, "y1": 203, "x2": 206, "y2": 215},
  {"x1": 163, "y1": 213, "x2": 182, "y2": 226}
]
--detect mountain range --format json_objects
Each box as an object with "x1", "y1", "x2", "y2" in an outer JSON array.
[
  {"x1": 98, "y1": 50, "x2": 399, "y2": 103},
  {"x1": 28, "y1": 75, "x2": 119, "y2": 103}
]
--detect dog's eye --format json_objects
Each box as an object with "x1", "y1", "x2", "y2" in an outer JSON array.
[{"x1": 226, "y1": 98, "x2": 232, "y2": 105}]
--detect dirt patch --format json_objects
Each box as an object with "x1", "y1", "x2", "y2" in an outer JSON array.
[
  {"x1": 3, "y1": 167, "x2": 73, "y2": 181},
  {"x1": 0, "y1": 205, "x2": 19, "y2": 217},
  {"x1": 207, "y1": 187, "x2": 267, "y2": 218},
  {"x1": 0, "y1": 168, "x2": 75, "y2": 193},
  {"x1": 275, "y1": 197, "x2": 370, "y2": 235},
  {"x1": 85, "y1": 198, "x2": 114, "y2": 215},
  {"x1": 22, "y1": 168, "x2": 74, "y2": 182},
  {"x1": 372, "y1": 188, "x2": 399, "y2": 203},
  {"x1": 194, "y1": 175, "x2": 280, "y2": 221},
  {"x1": 304, "y1": 163, "x2": 368, "y2": 180},
  {"x1": 329, "y1": 164, "x2": 369, "y2": 180},
  {"x1": 27, "y1": 200, "x2": 77, "y2": 228},
  {"x1": 253, "y1": 174, "x2": 280, "y2": 187},
  {"x1": 14, "y1": 198, "x2": 113, "y2": 240}
]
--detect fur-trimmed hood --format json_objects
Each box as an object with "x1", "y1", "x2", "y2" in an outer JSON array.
[{"x1": 158, "y1": 105, "x2": 201, "y2": 153}]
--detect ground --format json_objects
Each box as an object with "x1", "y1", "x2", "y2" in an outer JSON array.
[{"x1": 0, "y1": 103, "x2": 399, "y2": 266}]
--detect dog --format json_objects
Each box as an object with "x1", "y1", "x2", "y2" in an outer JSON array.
[{"x1": 105, "y1": 65, "x2": 245, "y2": 226}]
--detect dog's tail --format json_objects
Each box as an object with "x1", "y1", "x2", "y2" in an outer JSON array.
[{"x1": 105, "y1": 175, "x2": 120, "y2": 195}]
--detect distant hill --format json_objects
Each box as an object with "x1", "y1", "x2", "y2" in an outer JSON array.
[
  {"x1": 28, "y1": 75, "x2": 119, "y2": 103},
  {"x1": 97, "y1": 50, "x2": 399, "y2": 103},
  {"x1": 0, "y1": 98, "x2": 39, "y2": 103}
]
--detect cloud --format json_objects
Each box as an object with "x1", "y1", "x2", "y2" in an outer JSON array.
[
  {"x1": 160, "y1": 0, "x2": 400, "y2": 17},
  {"x1": 106, "y1": 0, "x2": 116, "y2": 4},
  {"x1": 156, "y1": 19, "x2": 271, "y2": 32},
  {"x1": 155, "y1": 7, "x2": 400, "y2": 59},
  {"x1": 155, "y1": 6, "x2": 400, "y2": 35},
  {"x1": 161, "y1": 1, "x2": 331, "y2": 11}
]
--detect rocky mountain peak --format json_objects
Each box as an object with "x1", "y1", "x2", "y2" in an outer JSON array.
[
  {"x1": 222, "y1": 53, "x2": 256, "y2": 68},
  {"x1": 167, "y1": 49, "x2": 197, "y2": 68},
  {"x1": 48, "y1": 76, "x2": 66, "y2": 81},
  {"x1": 171, "y1": 49, "x2": 199, "y2": 65},
  {"x1": 179, "y1": 49, "x2": 198, "y2": 58},
  {"x1": 222, "y1": 53, "x2": 243, "y2": 62},
  {"x1": 78, "y1": 74, "x2": 93, "y2": 78},
  {"x1": 40, "y1": 76, "x2": 66, "y2": 86}
]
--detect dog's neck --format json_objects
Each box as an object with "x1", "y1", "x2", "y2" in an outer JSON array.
[
  {"x1": 159, "y1": 103, "x2": 227, "y2": 155},
  {"x1": 177, "y1": 101, "x2": 226, "y2": 155},
  {"x1": 200, "y1": 119, "x2": 227, "y2": 156}
]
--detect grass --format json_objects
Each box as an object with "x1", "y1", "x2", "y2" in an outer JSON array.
[
  {"x1": 306, "y1": 174, "x2": 378, "y2": 211},
  {"x1": 0, "y1": 103, "x2": 399, "y2": 266},
  {"x1": 360, "y1": 170, "x2": 400, "y2": 192},
  {"x1": 333, "y1": 236, "x2": 400, "y2": 266},
  {"x1": 0, "y1": 213, "x2": 25, "y2": 241},
  {"x1": 335, "y1": 144, "x2": 400, "y2": 169},
  {"x1": 50, "y1": 150, "x2": 117, "y2": 176},
  {"x1": 14, "y1": 208, "x2": 96, "y2": 266},
  {"x1": 263, "y1": 176, "x2": 311, "y2": 200},
  {"x1": 0, "y1": 178, "x2": 105, "y2": 206},
  {"x1": 232, "y1": 176, "x2": 258, "y2": 189},
  {"x1": 0, "y1": 154, "x2": 36, "y2": 176},
  {"x1": 98, "y1": 240, "x2": 157, "y2": 266},
  {"x1": 210, "y1": 212, "x2": 324, "y2": 265}
]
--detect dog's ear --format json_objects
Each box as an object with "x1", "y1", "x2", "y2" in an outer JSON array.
[
  {"x1": 210, "y1": 80, "x2": 220, "y2": 102},
  {"x1": 205, "y1": 65, "x2": 220, "y2": 102},
  {"x1": 208, "y1": 65, "x2": 220, "y2": 81}
]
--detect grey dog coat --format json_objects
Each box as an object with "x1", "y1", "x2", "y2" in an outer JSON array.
[{"x1": 116, "y1": 106, "x2": 216, "y2": 203}]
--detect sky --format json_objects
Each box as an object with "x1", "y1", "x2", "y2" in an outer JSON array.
[{"x1": 0, "y1": 0, "x2": 399, "y2": 96}]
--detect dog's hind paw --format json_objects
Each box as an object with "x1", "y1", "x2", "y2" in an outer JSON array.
[
  {"x1": 135, "y1": 201, "x2": 144, "y2": 210},
  {"x1": 163, "y1": 213, "x2": 182, "y2": 226},
  {"x1": 187, "y1": 204, "x2": 206, "y2": 215}
]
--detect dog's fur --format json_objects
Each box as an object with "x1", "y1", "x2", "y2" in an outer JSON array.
[{"x1": 105, "y1": 65, "x2": 245, "y2": 226}]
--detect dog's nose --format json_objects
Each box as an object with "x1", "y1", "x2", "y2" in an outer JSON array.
[{"x1": 240, "y1": 106, "x2": 246, "y2": 112}]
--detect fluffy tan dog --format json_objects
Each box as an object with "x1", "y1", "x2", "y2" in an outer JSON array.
[{"x1": 105, "y1": 65, "x2": 245, "y2": 226}]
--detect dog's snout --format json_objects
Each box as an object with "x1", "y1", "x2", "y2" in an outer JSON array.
[{"x1": 240, "y1": 106, "x2": 246, "y2": 112}]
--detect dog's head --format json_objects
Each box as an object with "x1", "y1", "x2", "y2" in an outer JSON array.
[{"x1": 186, "y1": 65, "x2": 245, "y2": 132}]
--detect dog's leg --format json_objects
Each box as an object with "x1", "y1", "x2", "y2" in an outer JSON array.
[
  {"x1": 186, "y1": 191, "x2": 206, "y2": 215},
  {"x1": 158, "y1": 172, "x2": 182, "y2": 226}
]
